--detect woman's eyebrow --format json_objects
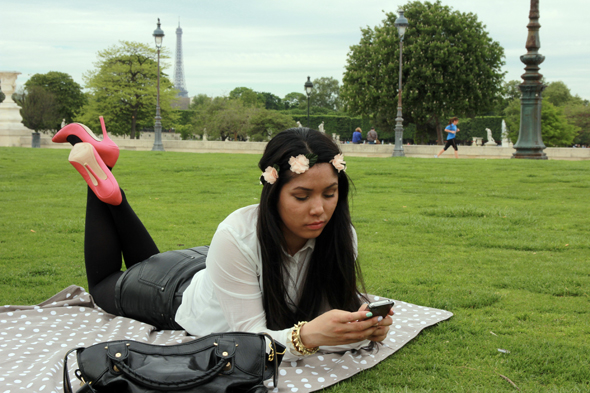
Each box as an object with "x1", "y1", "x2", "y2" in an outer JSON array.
[{"x1": 291, "y1": 182, "x2": 338, "y2": 192}]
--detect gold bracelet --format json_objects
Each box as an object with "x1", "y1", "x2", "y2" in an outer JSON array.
[{"x1": 291, "y1": 321, "x2": 319, "y2": 356}]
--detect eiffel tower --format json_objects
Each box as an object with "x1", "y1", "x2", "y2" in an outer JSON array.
[{"x1": 174, "y1": 20, "x2": 189, "y2": 98}]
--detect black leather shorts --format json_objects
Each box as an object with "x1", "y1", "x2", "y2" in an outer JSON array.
[{"x1": 114, "y1": 246, "x2": 208, "y2": 330}]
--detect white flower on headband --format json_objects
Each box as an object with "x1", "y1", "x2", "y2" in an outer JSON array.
[
  {"x1": 289, "y1": 154, "x2": 310, "y2": 174},
  {"x1": 331, "y1": 154, "x2": 346, "y2": 172},
  {"x1": 262, "y1": 166, "x2": 279, "y2": 184}
]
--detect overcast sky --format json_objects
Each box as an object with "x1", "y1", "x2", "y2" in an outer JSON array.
[{"x1": 2, "y1": 0, "x2": 589, "y2": 101}]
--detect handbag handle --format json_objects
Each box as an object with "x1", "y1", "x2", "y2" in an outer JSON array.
[
  {"x1": 112, "y1": 354, "x2": 227, "y2": 389},
  {"x1": 107, "y1": 339, "x2": 234, "y2": 390}
]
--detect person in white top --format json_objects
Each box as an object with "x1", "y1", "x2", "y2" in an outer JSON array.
[{"x1": 55, "y1": 124, "x2": 393, "y2": 361}]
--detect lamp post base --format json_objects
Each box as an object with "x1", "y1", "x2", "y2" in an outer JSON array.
[{"x1": 391, "y1": 107, "x2": 405, "y2": 157}]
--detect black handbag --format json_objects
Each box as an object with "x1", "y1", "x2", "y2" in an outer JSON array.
[{"x1": 63, "y1": 332, "x2": 286, "y2": 393}]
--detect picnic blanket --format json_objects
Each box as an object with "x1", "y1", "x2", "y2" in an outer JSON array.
[{"x1": 0, "y1": 286, "x2": 452, "y2": 392}]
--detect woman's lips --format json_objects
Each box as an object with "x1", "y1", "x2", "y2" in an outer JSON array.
[{"x1": 306, "y1": 221, "x2": 325, "y2": 230}]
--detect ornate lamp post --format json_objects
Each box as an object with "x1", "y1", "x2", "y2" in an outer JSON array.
[
  {"x1": 512, "y1": 0, "x2": 547, "y2": 159},
  {"x1": 392, "y1": 10, "x2": 408, "y2": 157},
  {"x1": 304, "y1": 76, "x2": 313, "y2": 128},
  {"x1": 152, "y1": 18, "x2": 165, "y2": 152}
]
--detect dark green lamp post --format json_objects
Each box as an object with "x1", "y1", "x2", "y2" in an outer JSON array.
[
  {"x1": 152, "y1": 18, "x2": 165, "y2": 152},
  {"x1": 512, "y1": 0, "x2": 547, "y2": 159},
  {"x1": 304, "y1": 76, "x2": 313, "y2": 128},
  {"x1": 392, "y1": 9, "x2": 409, "y2": 157}
]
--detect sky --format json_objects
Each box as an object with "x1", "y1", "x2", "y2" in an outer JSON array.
[{"x1": 2, "y1": 0, "x2": 589, "y2": 101}]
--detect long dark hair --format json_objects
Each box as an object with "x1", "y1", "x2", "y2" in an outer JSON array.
[{"x1": 257, "y1": 128, "x2": 366, "y2": 330}]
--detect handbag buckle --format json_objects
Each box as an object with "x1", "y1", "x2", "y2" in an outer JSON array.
[{"x1": 267, "y1": 341, "x2": 286, "y2": 362}]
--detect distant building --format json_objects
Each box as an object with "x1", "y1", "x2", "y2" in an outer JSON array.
[{"x1": 172, "y1": 20, "x2": 191, "y2": 110}]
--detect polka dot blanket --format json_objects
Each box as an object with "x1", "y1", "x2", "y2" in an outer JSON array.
[{"x1": 0, "y1": 286, "x2": 452, "y2": 392}]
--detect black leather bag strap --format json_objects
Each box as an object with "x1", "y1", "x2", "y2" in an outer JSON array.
[
  {"x1": 261, "y1": 333, "x2": 286, "y2": 388},
  {"x1": 63, "y1": 347, "x2": 96, "y2": 393}
]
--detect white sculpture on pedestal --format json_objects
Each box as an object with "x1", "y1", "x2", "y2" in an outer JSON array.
[
  {"x1": 318, "y1": 121, "x2": 325, "y2": 133},
  {"x1": 0, "y1": 71, "x2": 32, "y2": 147},
  {"x1": 484, "y1": 128, "x2": 497, "y2": 146},
  {"x1": 501, "y1": 120, "x2": 513, "y2": 147},
  {"x1": 296, "y1": 121, "x2": 302, "y2": 128}
]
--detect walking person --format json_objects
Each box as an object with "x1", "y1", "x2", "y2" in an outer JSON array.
[
  {"x1": 52, "y1": 122, "x2": 393, "y2": 362},
  {"x1": 435, "y1": 117, "x2": 460, "y2": 158}
]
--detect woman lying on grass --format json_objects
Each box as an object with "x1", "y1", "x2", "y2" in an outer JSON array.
[{"x1": 53, "y1": 120, "x2": 393, "y2": 360}]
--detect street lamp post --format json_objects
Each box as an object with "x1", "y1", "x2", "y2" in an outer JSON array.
[
  {"x1": 304, "y1": 76, "x2": 313, "y2": 128},
  {"x1": 392, "y1": 10, "x2": 409, "y2": 157},
  {"x1": 512, "y1": 0, "x2": 547, "y2": 159},
  {"x1": 152, "y1": 18, "x2": 165, "y2": 152}
]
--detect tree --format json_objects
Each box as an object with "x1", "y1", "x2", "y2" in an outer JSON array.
[
  {"x1": 544, "y1": 81, "x2": 585, "y2": 108},
  {"x1": 248, "y1": 109, "x2": 294, "y2": 141},
  {"x1": 229, "y1": 87, "x2": 263, "y2": 108},
  {"x1": 24, "y1": 72, "x2": 86, "y2": 131},
  {"x1": 310, "y1": 77, "x2": 342, "y2": 111},
  {"x1": 342, "y1": 0, "x2": 505, "y2": 143},
  {"x1": 258, "y1": 92, "x2": 283, "y2": 110},
  {"x1": 19, "y1": 86, "x2": 62, "y2": 133},
  {"x1": 505, "y1": 100, "x2": 579, "y2": 147},
  {"x1": 0, "y1": 90, "x2": 4, "y2": 103},
  {"x1": 283, "y1": 92, "x2": 306, "y2": 110},
  {"x1": 77, "y1": 41, "x2": 178, "y2": 139},
  {"x1": 564, "y1": 105, "x2": 590, "y2": 146}
]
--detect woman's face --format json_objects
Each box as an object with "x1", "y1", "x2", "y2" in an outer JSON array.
[{"x1": 277, "y1": 163, "x2": 339, "y2": 255}]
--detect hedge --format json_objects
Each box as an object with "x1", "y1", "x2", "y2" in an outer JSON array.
[{"x1": 284, "y1": 114, "x2": 373, "y2": 141}]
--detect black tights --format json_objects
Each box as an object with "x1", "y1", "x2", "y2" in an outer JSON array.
[{"x1": 84, "y1": 187, "x2": 159, "y2": 314}]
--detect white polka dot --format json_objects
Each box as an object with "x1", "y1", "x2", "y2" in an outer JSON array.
[
  {"x1": 317, "y1": 355, "x2": 324, "y2": 361},
  {"x1": 330, "y1": 374, "x2": 337, "y2": 378},
  {"x1": 300, "y1": 378, "x2": 308, "y2": 382},
  {"x1": 280, "y1": 369, "x2": 287, "y2": 376},
  {"x1": 295, "y1": 369, "x2": 303, "y2": 374},
  {"x1": 291, "y1": 389, "x2": 298, "y2": 392},
  {"x1": 290, "y1": 361, "x2": 298, "y2": 367},
  {"x1": 318, "y1": 377, "x2": 325, "y2": 382},
  {"x1": 305, "y1": 384, "x2": 312, "y2": 388}
]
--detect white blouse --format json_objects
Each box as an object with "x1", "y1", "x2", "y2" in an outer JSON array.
[{"x1": 175, "y1": 204, "x2": 368, "y2": 361}]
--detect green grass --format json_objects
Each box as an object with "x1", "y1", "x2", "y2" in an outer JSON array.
[{"x1": 1, "y1": 147, "x2": 589, "y2": 392}]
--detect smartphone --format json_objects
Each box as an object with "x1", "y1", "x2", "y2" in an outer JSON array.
[{"x1": 367, "y1": 299, "x2": 395, "y2": 318}]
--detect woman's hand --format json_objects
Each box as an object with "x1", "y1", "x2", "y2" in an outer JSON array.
[
  {"x1": 299, "y1": 306, "x2": 392, "y2": 348},
  {"x1": 358, "y1": 303, "x2": 393, "y2": 343}
]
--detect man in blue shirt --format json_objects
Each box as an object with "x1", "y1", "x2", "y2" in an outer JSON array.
[
  {"x1": 352, "y1": 128, "x2": 362, "y2": 144},
  {"x1": 435, "y1": 117, "x2": 460, "y2": 158}
]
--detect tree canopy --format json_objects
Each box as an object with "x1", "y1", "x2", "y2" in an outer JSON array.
[
  {"x1": 19, "y1": 86, "x2": 62, "y2": 133},
  {"x1": 24, "y1": 72, "x2": 86, "y2": 130},
  {"x1": 188, "y1": 95, "x2": 294, "y2": 141},
  {"x1": 310, "y1": 77, "x2": 342, "y2": 111},
  {"x1": 342, "y1": 0, "x2": 505, "y2": 143},
  {"x1": 76, "y1": 41, "x2": 178, "y2": 138}
]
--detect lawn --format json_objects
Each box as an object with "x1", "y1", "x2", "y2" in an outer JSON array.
[{"x1": 0, "y1": 146, "x2": 588, "y2": 392}]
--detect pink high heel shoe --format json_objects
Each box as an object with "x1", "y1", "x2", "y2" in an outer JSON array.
[
  {"x1": 69, "y1": 143, "x2": 122, "y2": 205},
  {"x1": 53, "y1": 116, "x2": 120, "y2": 168}
]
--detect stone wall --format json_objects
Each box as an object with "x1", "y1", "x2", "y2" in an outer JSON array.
[{"x1": 16, "y1": 133, "x2": 590, "y2": 160}]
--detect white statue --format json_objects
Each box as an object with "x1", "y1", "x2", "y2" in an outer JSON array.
[
  {"x1": 61, "y1": 119, "x2": 66, "y2": 129},
  {"x1": 501, "y1": 120, "x2": 513, "y2": 147},
  {"x1": 296, "y1": 121, "x2": 302, "y2": 128},
  {"x1": 484, "y1": 128, "x2": 497, "y2": 146},
  {"x1": 318, "y1": 121, "x2": 325, "y2": 133}
]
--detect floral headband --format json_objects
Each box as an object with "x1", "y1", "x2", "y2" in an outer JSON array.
[{"x1": 260, "y1": 153, "x2": 346, "y2": 185}]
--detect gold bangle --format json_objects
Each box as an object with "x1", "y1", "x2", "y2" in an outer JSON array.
[{"x1": 291, "y1": 321, "x2": 319, "y2": 356}]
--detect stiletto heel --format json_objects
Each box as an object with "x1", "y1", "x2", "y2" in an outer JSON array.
[
  {"x1": 53, "y1": 117, "x2": 120, "y2": 168},
  {"x1": 69, "y1": 143, "x2": 122, "y2": 205}
]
